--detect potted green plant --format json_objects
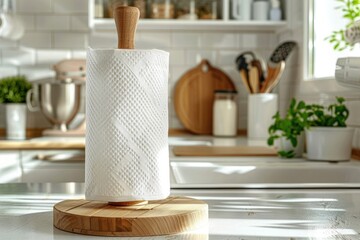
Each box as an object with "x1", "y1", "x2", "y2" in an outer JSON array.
[
  {"x1": 267, "y1": 99, "x2": 308, "y2": 158},
  {"x1": 305, "y1": 97, "x2": 353, "y2": 161},
  {"x1": 0, "y1": 75, "x2": 32, "y2": 140}
]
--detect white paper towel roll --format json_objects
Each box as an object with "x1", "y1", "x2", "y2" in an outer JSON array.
[{"x1": 85, "y1": 48, "x2": 170, "y2": 202}]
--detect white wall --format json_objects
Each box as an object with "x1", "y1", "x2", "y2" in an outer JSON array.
[{"x1": 0, "y1": 0, "x2": 299, "y2": 134}]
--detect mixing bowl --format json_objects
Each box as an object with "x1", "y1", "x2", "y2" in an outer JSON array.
[{"x1": 27, "y1": 79, "x2": 84, "y2": 132}]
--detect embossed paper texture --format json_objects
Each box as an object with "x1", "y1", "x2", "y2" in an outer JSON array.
[{"x1": 85, "y1": 48, "x2": 170, "y2": 202}]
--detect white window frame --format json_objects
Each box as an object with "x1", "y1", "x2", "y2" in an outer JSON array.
[
  {"x1": 298, "y1": 0, "x2": 356, "y2": 96},
  {"x1": 304, "y1": 0, "x2": 360, "y2": 82}
]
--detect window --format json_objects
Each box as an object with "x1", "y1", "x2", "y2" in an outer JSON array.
[{"x1": 308, "y1": 0, "x2": 360, "y2": 80}]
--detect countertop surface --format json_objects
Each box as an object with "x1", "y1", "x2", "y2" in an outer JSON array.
[
  {"x1": 0, "y1": 135, "x2": 226, "y2": 150},
  {"x1": 0, "y1": 137, "x2": 86, "y2": 150},
  {"x1": 0, "y1": 135, "x2": 253, "y2": 150},
  {"x1": 1, "y1": 183, "x2": 360, "y2": 239}
]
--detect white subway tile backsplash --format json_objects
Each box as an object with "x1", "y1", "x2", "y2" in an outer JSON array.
[
  {"x1": 241, "y1": 34, "x2": 258, "y2": 49},
  {"x1": 169, "y1": 66, "x2": 184, "y2": 95},
  {"x1": 89, "y1": 33, "x2": 117, "y2": 48},
  {"x1": 238, "y1": 117, "x2": 247, "y2": 129},
  {"x1": 352, "y1": 128, "x2": 360, "y2": 148},
  {"x1": 345, "y1": 100, "x2": 360, "y2": 127},
  {"x1": 70, "y1": 15, "x2": 89, "y2": 31},
  {"x1": 169, "y1": 50, "x2": 185, "y2": 66},
  {"x1": 201, "y1": 33, "x2": 238, "y2": 49},
  {"x1": 137, "y1": 31, "x2": 171, "y2": 49},
  {"x1": 170, "y1": 66, "x2": 187, "y2": 83},
  {"x1": 71, "y1": 50, "x2": 87, "y2": 59},
  {"x1": 0, "y1": 38, "x2": 17, "y2": 48},
  {"x1": 238, "y1": 99, "x2": 248, "y2": 129},
  {"x1": 36, "y1": 15, "x2": 70, "y2": 31},
  {"x1": 17, "y1": 0, "x2": 52, "y2": 13},
  {"x1": 53, "y1": 33, "x2": 88, "y2": 49},
  {"x1": 172, "y1": 32, "x2": 201, "y2": 48},
  {"x1": 280, "y1": 66, "x2": 301, "y2": 85},
  {"x1": 0, "y1": 66, "x2": 18, "y2": 78},
  {"x1": 36, "y1": 50, "x2": 71, "y2": 65},
  {"x1": 217, "y1": 50, "x2": 238, "y2": 66},
  {"x1": 278, "y1": 82, "x2": 296, "y2": 101},
  {"x1": 242, "y1": 33, "x2": 276, "y2": 49},
  {"x1": 53, "y1": 0, "x2": 88, "y2": 14},
  {"x1": 2, "y1": 48, "x2": 35, "y2": 66},
  {"x1": 185, "y1": 49, "x2": 217, "y2": 66},
  {"x1": 26, "y1": 112, "x2": 52, "y2": 128},
  {"x1": 218, "y1": 66, "x2": 247, "y2": 97},
  {"x1": 20, "y1": 32, "x2": 52, "y2": 49},
  {"x1": 0, "y1": 105, "x2": 4, "y2": 128},
  {"x1": 236, "y1": 83, "x2": 250, "y2": 97},
  {"x1": 18, "y1": 15, "x2": 35, "y2": 31},
  {"x1": 19, "y1": 67, "x2": 55, "y2": 81},
  {"x1": 170, "y1": 117, "x2": 184, "y2": 129}
]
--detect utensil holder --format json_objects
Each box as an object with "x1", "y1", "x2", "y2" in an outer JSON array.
[{"x1": 247, "y1": 93, "x2": 278, "y2": 145}]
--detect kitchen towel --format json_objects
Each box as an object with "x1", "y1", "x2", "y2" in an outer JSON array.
[{"x1": 85, "y1": 48, "x2": 170, "y2": 202}]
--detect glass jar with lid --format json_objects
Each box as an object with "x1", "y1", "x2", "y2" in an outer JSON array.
[
  {"x1": 106, "y1": 0, "x2": 129, "y2": 18},
  {"x1": 213, "y1": 90, "x2": 238, "y2": 137},
  {"x1": 198, "y1": 0, "x2": 218, "y2": 20},
  {"x1": 175, "y1": 0, "x2": 198, "y2": 20},
  {"x1": 133, "y1": 0, "x2": 147, "y2": 18},
  {"x1": 150, "y1": 0, "x2": 175, "y2": 19}
]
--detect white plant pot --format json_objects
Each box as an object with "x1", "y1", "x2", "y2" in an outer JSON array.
[
  {"x1": 305, "y1": 127, "x2": 354, "y2": 161},
  {"x1": 278, "y1": 132, "x2": 305, "y2": 158},
  {"x1": 6, "y1": 104, "x2": 27, "y2": 140}
]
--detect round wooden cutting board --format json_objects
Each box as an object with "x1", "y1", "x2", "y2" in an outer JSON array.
[
  {"x1": 174, "y1": 59, "x2": 236, "y2": 134},
  {"x1": 53, "y1": 196, "x2": 208, "y2": 237}
]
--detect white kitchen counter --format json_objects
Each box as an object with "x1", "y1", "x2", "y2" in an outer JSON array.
[
  {"x1": 0, "y1": 182, "x2": 360, "y2": 239},
  {"x1": 2, "y1": 136, "x2": 360, "y2": 188}
]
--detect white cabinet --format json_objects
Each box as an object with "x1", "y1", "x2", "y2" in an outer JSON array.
[
  {"x1": 0, "y1": 150, "x2": 85, "y2": 183},
  {"x1": 0, "y1": 151, "x2": 21, "y2": 183},
  {"x1": 89, "y1": 0, "x2": 289, "y2": 31},
  {"x1": 20, "y1": 150, "x2": 85, "y2": 183}
]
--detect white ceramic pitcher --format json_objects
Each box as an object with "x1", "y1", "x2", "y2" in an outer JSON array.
[{"x1": 232, "y1": 0, "x2": 252, "y2": 20}]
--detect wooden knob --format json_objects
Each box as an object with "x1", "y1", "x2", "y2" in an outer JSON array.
[{"x1": 113, "y1": 6, "x2": 140, "y2": 49}]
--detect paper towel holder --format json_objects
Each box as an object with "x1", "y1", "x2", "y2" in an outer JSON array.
[
  {"x1": 53, "y1": 6, "x2": 208, "y2": 237},
  {"x1": 114, "y1": 5, "x2": 139, "y2": 49}
]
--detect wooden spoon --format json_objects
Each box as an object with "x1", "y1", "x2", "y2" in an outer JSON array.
[
  {"x1": 240, "y1": 69, "x2": 252, "y2": 94},
  {"x1": 249, "y1": 66, "x2": 259, "y2": 93},
  {"x1": 265, "y1": 61, "x2": 285, "y2": 93},
  {"x1": 260, "y1": 64, "x2": 276, "y2": 93}
]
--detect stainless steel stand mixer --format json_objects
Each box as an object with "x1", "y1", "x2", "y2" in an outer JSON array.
[{"x1": 27, "y1": 59, "x2": 86, "y2": 136}]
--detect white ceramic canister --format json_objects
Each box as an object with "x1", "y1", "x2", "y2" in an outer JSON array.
[
  {"x1": 6, "y1": 103, "x2": 27, "y2": 140},
  {"x1": 213, "y1": 90, "x2": 238, "y2": 137},
  {"x1": 253, "y1": 0, "x2": 270, "y2": 21},
  {"x1": 231, "y1": 0, "x2": 253, "y2": 20},
  {"x1": 247, "y1": 93, "x2": 278, "y2": 145}
]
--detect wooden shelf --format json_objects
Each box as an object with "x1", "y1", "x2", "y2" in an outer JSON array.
[
  {"x1": 89, "y1": 0, "x2": 289, "y2": 32},
  {"x1": 90, "y1": 18, "x2": 287, "y2": 31}
]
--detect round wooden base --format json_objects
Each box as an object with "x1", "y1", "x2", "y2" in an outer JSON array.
[{"x1": 53, "y1": 196, "x2": 208, "y2": 237}]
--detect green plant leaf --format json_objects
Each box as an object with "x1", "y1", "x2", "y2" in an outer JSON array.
[
  {"x1": 278, "y1": 150, "x2": 295, "y2": 158},
  {"x1": 326, "y1": 0, "x2": 360, "y2": 51},
  {"x1": 0, "y1": 76, "x2": 31, "y2": 103}
]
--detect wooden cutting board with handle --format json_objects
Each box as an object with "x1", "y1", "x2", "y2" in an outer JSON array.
[{"x1": 174, "y1": 60, "x2": 236, "y2": 134}]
